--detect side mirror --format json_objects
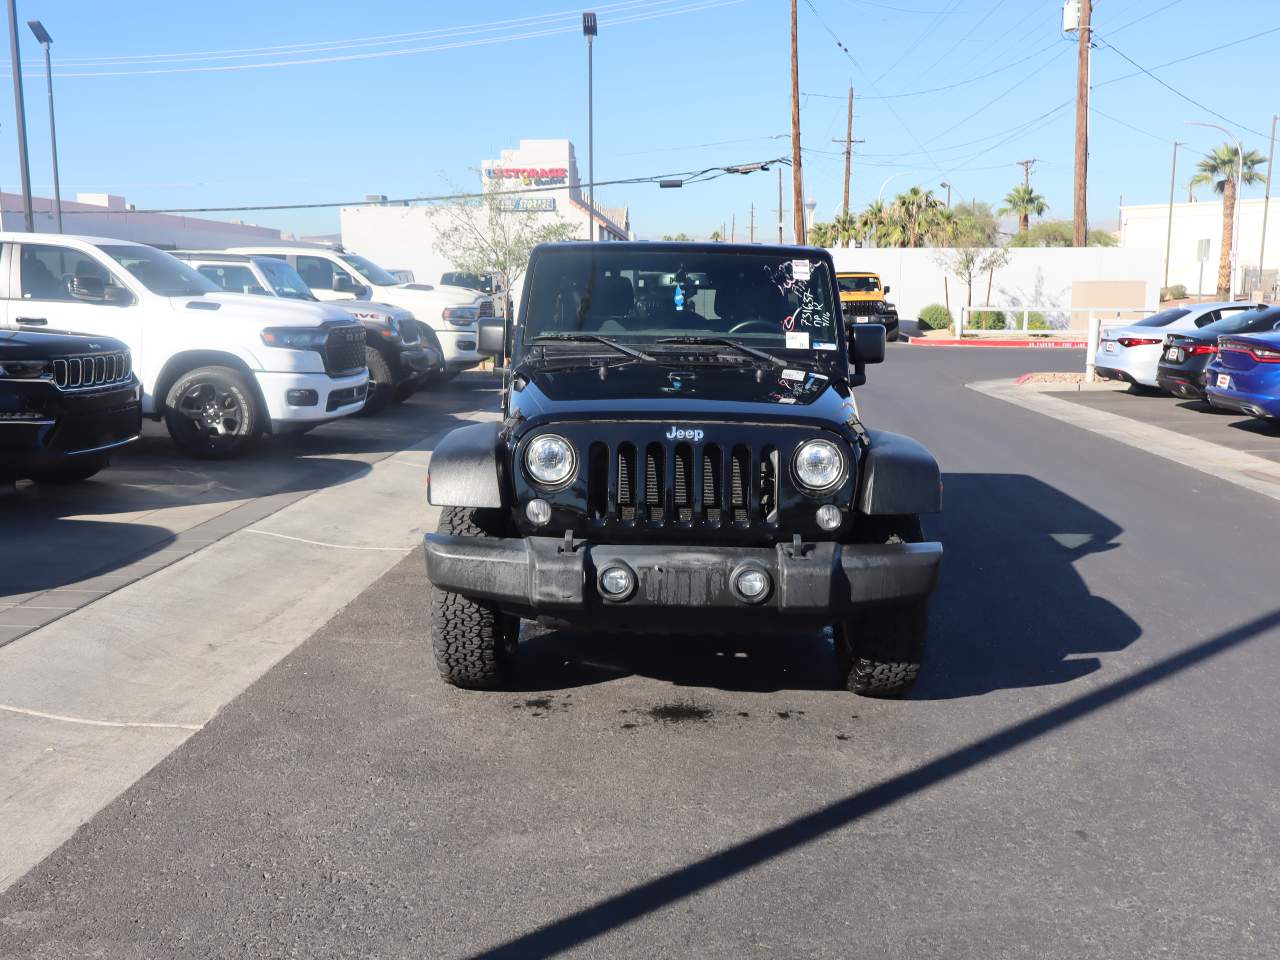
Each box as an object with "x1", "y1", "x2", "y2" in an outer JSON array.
[
  {"x1": 849, "y1": 323, "x2": 886, "y2": 365},
  {"x1": 69, "y1": 275, "x2": 106, "y2": 301},
  {"x1": 331, "y1": 274, "x2": 356, "y2": 294},
  {"x1": 884, "y1": 284, "x2": 891, "y2": 295},
  {"x1": 477, "y1": 317, "x2": 506, "y2": 358}
]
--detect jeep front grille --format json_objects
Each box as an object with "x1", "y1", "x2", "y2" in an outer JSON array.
[
  {"x1": 587, "y1": 439, "x2": 780, "y2": 528},
  {"x1": 53, "y1": 352, "x2": 132, "y2": 391},
  {"x1": 842, "y1": 300, "x2": 884, "y2": 318}
]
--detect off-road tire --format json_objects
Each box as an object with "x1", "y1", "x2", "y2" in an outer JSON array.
[
  {"x1": 358, "y1": 346, "x2": 394, "y2": 416},
  {"x1": 429, "y1": 506, "x2": 518, "y2": 689},
  {"x1": 29, "y1": 455, "x2": 110, "y2": 483},
  {"x1": 836, "y1": 513, "x2": 928, "y2": 698},
  {"x1": 163, "y1": 365, "x2": 262, "y2": 460}
]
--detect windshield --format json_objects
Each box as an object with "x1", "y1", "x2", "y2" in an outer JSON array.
[
  {"x1": 256, "y1": 257, "x2": 318, "y2": 300},
  {"x1": 522, "y1": 249, "x2": 841, "y2": 354},
  {"x1": 102, "y1": 245, "x2": 217, "y2": 297},
  {"x1": 1132, "y1": 307, "x2": 1191, "y2": 327},
  {"x1": 340, "y1": 253, "x2": 400, "y2": 287},
  {"x1": 1201, "y1": 308, "x2": 1280, "y2": 336},
  {"x1": 837, "y1": 275, "x2": 880, "y2": 294}
]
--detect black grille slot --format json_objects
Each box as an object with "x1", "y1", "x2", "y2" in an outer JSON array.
[
  {"x1": 644, "y1": 443, "x2": 664, "y2": 522},
  {"x1": 587, "y1": 442, "x2": 608, "y2": 519},
  {"x1": 617, "y1": 443, "x2": 636, "y2": 521},
  {"x1": 703, "y1": 445, "x2": 721, "y2": 524},
  {"x1": 673, "y1": 444, "x2": 693, "y2": 522},
  {"x1": 760, "y1": 447, "x2": 779, "y2": 523},
  {"x1": 324, "y1": 325, "x2": 367, "y2": 375},
  {"x1": 730, "y1": 446, "x2": 750, "y2": 524}
]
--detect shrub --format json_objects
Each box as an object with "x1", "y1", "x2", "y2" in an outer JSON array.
[
  {"x1": 918, "y1": 303, "x2": 952, "y2": 330},
  {"x1": 1161, "y1": 284, "x2": 1188, "y2": 302},
  {"x1": 969, "y1": 310, "x2": 1007, "y2": 330}
]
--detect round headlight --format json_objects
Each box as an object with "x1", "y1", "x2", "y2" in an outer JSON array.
[
  {"x1": 524, "y1": 434, "x2": 576, "y2": 487},
  {"x1": 793, "y1": 439, "x2": 845, "y2": 491}
]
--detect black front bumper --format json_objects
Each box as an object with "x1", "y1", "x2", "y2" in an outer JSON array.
[
  {"x1": 424, "y1": 533, "x2": 941, "y2": 627},
  {"x1": 0, "y1": 380, "x2": 141, "y2": 479}
]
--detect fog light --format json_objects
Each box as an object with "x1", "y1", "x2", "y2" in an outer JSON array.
[
  {"x1": 733, "y1": 567, "x2": 770, "y2": 603},
  {"x1": 815, "y1": 504, "x2": 842, "y2": 531},
  {"x1": 598, "y1": 564, "x2": 635, "y2": 600},
  {"x1": 286, "y1": 388, "x2": 319, "y2": 407},
  {"x1": 525, "y1": 499, "x2": 552, "y2": 525}
]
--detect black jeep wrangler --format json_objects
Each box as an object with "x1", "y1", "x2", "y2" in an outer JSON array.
[{"x1": 423, "y1": 242, "x2": 942, "y2": 697}]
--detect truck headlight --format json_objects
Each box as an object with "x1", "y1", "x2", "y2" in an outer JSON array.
[
  {"x1": 793, "y1": 439, "x2": 845, "y2": 492},
  {"x1": 443, "y1": 306, "x2": 480, "y2": 326},
  {"x1": 524, "y1": 434, "x2": 576, "y2": 487},
  {"x1": 260, "y1": 327, "x2": 328, "y2": 349}
]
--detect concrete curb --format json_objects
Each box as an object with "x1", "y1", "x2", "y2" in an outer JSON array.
[{"x1": 969, "y1": 378, "x2": 1280, "y2": 504}]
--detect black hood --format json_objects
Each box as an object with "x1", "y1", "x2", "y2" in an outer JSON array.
[
  {"x1": 0, "y1": 329, "x2": 129, "y2": 358},
  {"x1": 510, "y1": 359, "x2": 859, "y2": 428}
]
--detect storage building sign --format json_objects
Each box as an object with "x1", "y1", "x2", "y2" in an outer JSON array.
[
  {"x1": 484, "y1": 167, "x2": 568, "y2": 186},
  {"x1": 497, "y1": 197, "x2": 557, "y2": 212}
]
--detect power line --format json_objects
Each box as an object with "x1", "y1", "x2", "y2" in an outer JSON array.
[{"x1": 60, "y1": 156, "x2": 791, "y2": 216}]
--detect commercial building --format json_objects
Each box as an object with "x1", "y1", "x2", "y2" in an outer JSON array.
[
  {"x1": 1119, "y1": 197, "x2": 1279, "y2": 298},
  {"x1": 0, "y1": 191, "x2": 281, "y2": 248},
  {"x1": 340, "y1": 138, "x2": 631, "y2": 288}
]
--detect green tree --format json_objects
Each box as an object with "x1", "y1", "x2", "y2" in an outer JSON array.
[
  {"x1": 1009, "y1": 220, "x2": 1116, "y2": 247},
  {"x1": 661, "y1": 233, "x2": 693, "y2": 241},
  {"x1": 951, "y1": 201, "x2": 999, "y2": 246},
  {"x1": 709, "y1": 229, "x2": 723, "y2": 242},
  {"x1": 832, "y1": 211, "x2": 858, "y2": 248},
  {"x1": 854, "y1": 200, "x2": 888, "y2": 247},
  {"x1": 881, "y1": 187, "x2": 947, "y2": 248},
  {"x1": 999, "y1": 184, "x2": 1049, "y2": 235},
  {"x1": 1191, "y1": 143, "x2": 1268, "y2": 297},
  {"x1": 807, "y1": 221, "x2": 837, "y2": 248}
]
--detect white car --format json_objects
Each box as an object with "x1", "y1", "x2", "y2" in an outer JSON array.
[
  {"x1": 225, "y1": 243, "x2": 492, "y2": 376},
  {"x1": 1097, "y1": 301, "x2": 1266, "y2": 389},
  {"x1": 0, "y1": 232, "x2": 368, "y2": 458}
]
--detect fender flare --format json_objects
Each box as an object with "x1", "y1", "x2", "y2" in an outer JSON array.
[
  {"x1": 856, "y1": 429, "x2": 942, "y2": 516},
  {"x1": 427, "y1": 421, "x2": 504, "y2": 508}
]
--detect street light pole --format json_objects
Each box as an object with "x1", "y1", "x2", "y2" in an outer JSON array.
[
  {"x1": 1187, "y1": 120, "x2": 1243, "y2": 298},
  {"x1": 28, "y1": 20, "x2": 59, "y2": 233},
  {"x1": 1259, "y1": 114, "x2": 1276, "y2": 296},
  {"x1": 1163, "y1": 141, "x2": 1181, "y2": 293},
  {"x1": 6, "y1": 0, "x2": 34, "y2": 231},
  {"x1": 582, "y1": 12, "x2": 597, "y2": 241}
]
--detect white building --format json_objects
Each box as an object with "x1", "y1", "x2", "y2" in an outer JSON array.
[
  {"x1": 0, "y1": 191, "x2": 281, "y2": 248},
  {"x1": 340, "y1": 138, "x2": 631, "y2": 287},
  {"x1": 1119, "y1": 197, "x2": 1279, "y2": 298}
]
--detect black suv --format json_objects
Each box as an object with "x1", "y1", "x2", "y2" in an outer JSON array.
[
  {"x1": 1, "y1": 329, "x2": 141, "y2": 482},
  {"x1": 423, "y1": 243, "x2": 942, "y2": 697}
]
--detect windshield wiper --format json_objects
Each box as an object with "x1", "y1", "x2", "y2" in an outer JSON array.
[
  {"x1": 533, "y1": 333, "x2": 655, "y2": 362},
  {"x1": 656, "y1": 336, "x2": 785, "y2": 368}
]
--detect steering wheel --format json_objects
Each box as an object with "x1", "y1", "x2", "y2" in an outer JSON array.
[{"x1": 727, "y1": 320, "x2": 777, "y2": 335}]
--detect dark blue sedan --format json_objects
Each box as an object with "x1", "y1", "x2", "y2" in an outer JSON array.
[{"x1": 1205, "y1": 330, "x2": 1280, "y2": 421}]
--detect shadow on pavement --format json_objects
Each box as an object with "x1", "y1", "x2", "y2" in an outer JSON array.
[{"x1": 469, "y1": 606, "x2": 1280, "y2": 960}]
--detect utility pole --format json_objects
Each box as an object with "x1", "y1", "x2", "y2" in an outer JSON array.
[
  {"x1": 789, "y1": 0, "x2": 805, "y2": 244},
  {"x1": 1163, "y1": 141, "x2": 1181, "y2": 292},
  {"x1": 831, "y1": 85, "x2": 864, "y2": 248},
  {"x1": 1259, "y1": 114, "x2": 1277, "y2": 295},
  {"x1": 1072, "y1": 0, "x2": 1091, "y2": 246},
  {"x1": 777, "y1": 166, "x2": 784, "y2": 243},
  {"x1": 582, "y1": 12, "x2": 598, "y2": 240},
  {"x1": 6, "y1": 0, "x2": 34, "y2": 231},
  {"x1": 1017, "y1": 158, "x2": 1037, "y2": 189},
  {"x1": 749, "y1": 202, "x2": 755, "y2": 243},
  {"x1": 730, "y1": 213, "x2": 736, "y2": 243}
]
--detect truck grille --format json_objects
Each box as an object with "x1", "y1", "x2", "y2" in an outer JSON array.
[
  {"x1": 324, "y1": 325, "x2": 367, "y2": 375},
  {"x1": 842, "y1": 300, "x2": 884, "y2": 318},
  {"x1": 585, "y1": 439, "x2": 781, "y2": 528},
  {"x1": 53, "y1": 352, "x2": 132, "y2": 391}
]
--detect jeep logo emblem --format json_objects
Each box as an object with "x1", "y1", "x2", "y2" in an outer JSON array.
[{"x1": 665, "y1": 426, "x2": 704, "y2": 442}]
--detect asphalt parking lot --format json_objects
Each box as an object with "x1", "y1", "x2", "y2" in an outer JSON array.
[{"x1": 3, "y1": 346, "x2": 1279, "y2": 959}]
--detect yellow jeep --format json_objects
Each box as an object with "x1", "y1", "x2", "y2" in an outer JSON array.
[{"x1": 836, "y1": 272, "x2": 899, "y2": 341}]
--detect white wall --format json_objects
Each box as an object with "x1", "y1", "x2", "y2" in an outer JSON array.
[
  {"x1": 340, "y1": 204, "x2": 455, "y2": 285},
  {"x1": 824, "y1": 245, "x2": 1162, "y2": 326},
  {"x1": 1120, "y1": 197, "x2": 1279, "y2": 295}
]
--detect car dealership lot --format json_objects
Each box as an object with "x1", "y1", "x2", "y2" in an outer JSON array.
[{"x1": 3, "y1": 347, "x2": 1280, "y2": 959}]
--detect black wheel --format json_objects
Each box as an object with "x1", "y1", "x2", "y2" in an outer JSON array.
[
  {"x1": 164, "y1": 365, "x2": 261, "y2": 459},
  {"x1": 358, "y1": 346, "x2": 394, "y2": 416},
  {"x1": 392, "y1": 380, "x2": 416, "y2": 403},
  {"x1": 29, "y1": 455, "x2": 110, "y2": 483},
  {"x1": 835, "y1": 514, "x2": 928, "y2": 698},
  {"x1": 428, "y1": 506, "x2": 518, "y2": 689}
]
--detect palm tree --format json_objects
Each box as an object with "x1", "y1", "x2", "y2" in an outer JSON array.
[
  {"x1": 882, "y1": 187, "x2": 945, "y2": 248},
  {"x1": 999, "y1": 184, "x2": 1048, "y2": 235},
  {"x1": 854, "y1": 200, "x2": 887, "y2": 247},
  {"x1": 1191, "y1": 143, "x2": 1268, "y2": 297},
  {"x1": 832, "y1": 211, "x2": 858, "y2": 248},
  {"x1": 807, "y1": 221, "x2": 837, "y2": 248},
  {"x1": 709, "y1": 229, "x2": 722, "y2": 242}
]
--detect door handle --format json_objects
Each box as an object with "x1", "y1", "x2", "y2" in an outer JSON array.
[{"x1": 16, "y1": 317, "x2": 47, "y2": 325}]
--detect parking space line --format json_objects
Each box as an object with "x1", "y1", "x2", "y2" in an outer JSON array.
[
  {"x1": 0, "y1": 703, "x2": 203, "y2": 731},
  {"x1": 242, "y1": 528, "x2": 411, "y2": 552}
]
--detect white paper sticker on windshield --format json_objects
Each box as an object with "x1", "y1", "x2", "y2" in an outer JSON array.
[
  {"x1": 785, "y1": 331, "x2": 810, "y2": 350},
  {"x1": 781, "y1": 368, "x2": 805, "y2": 381},
  {"x1": 791, "y1": 259, "x2": 811, "y2": 281}
]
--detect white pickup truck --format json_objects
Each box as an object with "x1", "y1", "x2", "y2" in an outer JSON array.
[
  {"x1": 226, "y1": 243, "x2": 492, "y2": 377},
  {"x1": 0, "y1": 232, "x2": 369, "y2": 458}
]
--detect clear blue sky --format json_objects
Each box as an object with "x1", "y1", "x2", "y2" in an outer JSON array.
[{"x1": 1, "y1": 0, "x2": 1275, "y2": 240}]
